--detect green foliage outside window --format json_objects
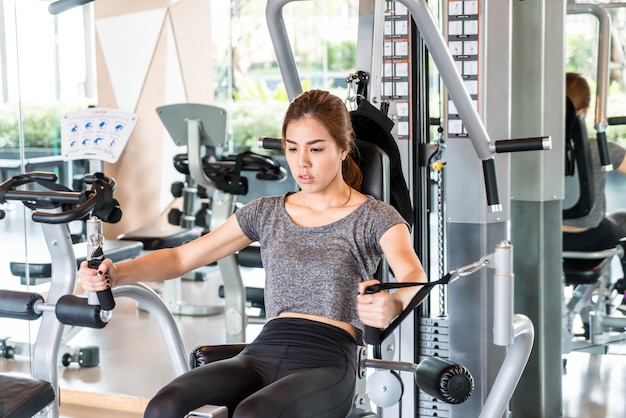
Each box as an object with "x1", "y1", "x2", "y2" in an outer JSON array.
[{"x1": 0, "y1": 104, "x2": 84, "y2": 152}]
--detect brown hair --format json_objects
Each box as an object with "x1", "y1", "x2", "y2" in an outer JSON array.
[
  {"x1": 566, "y1": 72, "x2": 591, "y2": 115},
  {"x1": 281, "y1": 89, "x2": 363, "y2": 190}
]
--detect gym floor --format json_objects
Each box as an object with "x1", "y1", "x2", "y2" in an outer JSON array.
[{"x1": 1, "y1": 205, "x2": 626, "y2": 417}]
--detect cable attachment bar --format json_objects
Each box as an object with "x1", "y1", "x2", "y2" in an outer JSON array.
[{"x1": 363, "y1": 255, "x2": 490, "y2": 347}]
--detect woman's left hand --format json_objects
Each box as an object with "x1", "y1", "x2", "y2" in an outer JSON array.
[{"x1": 356, "y1": 279, "x2": 401, "y2": 328}]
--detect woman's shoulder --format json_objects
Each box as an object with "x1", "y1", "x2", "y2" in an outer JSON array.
[
  {"x1": 361, "y1": 195, "x2": 394, "y2": 211},
  {"x1": 240, "y1": 194, "x2": 286, "y2": 213},
  {"x1": 358, "y1": 196, "x2": 407, "y2": 223}
]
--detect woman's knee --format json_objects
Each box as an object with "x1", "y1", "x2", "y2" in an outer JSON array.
[
  {"x1": 144, "y1": 385, "x2": 194, "y2": 418},
  {"x1": 144, "y1": 397, "x2": 178, "y2": 418}
]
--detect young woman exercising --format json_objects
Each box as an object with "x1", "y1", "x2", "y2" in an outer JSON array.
[{"x1": 78, "y1": 89, "x2": 427, "y2": 418}]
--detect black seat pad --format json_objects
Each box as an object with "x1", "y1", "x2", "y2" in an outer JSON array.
[
  {"x1": 0, "y1": 374, "x2": 55, "y2": 418},
  {"x1": 563, "y1": 257, "x2": 609, "y2": 285}
]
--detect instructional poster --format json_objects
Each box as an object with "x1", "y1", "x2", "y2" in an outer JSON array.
[{"x1": 61, "y1": 108, "x2": 138, "y2": 163}]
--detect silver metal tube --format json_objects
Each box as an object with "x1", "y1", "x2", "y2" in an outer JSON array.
[
  {"x1": 32, "y1": 300, "x2": 54, "y2": 314},
  {"x1": 32, "y1": 218, "x2": 77, "y2": 418},
  {"x1": 363, "y1": 358, "x2": 418, "y2": 373},
  {"x1": 494, "y1": 241, "x2": 514, "y2": 346},
  {"x1": 563, "y1": 246, "x2": 624, "y2": 259},
  {"x1": 597, "y1": 314, "x2": 626, "y2": 329},
  {"x1": 211, "y1": 189, "x2": 247, "y2": 343},
  {"x1": 187, "y1": 118, "x2": 216, "y2": 193},
  {"x1": 86, "y1": 216, "x2": 104, "y2": 307},
  {"x1": 479, "y1": 314, "x2": 535, "y2": 418},
  {"x1": 265, "y1": 0, "x2": 306, "y2": 100},
  {"x1": 112, "y1": 283, "x2": 190, "y2": 376}
]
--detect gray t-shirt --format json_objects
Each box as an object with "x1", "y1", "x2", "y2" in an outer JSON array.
[
  {"x1": 564, "y1": 139, "x2": 626, "y2": 229},
  {"x1": 235, "y1": 193, "x2": 408, "y2": 336}
]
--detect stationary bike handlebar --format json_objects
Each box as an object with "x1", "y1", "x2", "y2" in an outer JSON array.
[{"x1": 0, "y1": 171, "x2": 120, "y2": 224}]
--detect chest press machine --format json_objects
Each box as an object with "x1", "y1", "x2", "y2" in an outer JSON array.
[
  {"x1": 183, "y1": 0, "x2": 543, "y2": 414},
  {"x1": 183, "y1": 136, "x2": 473, "y2": 418},
  {"x1": 183, "y1": 133, "x2": 539, "y2": 418},
  {"x1": 0, "y1": 172, "x2": 189, "y2": 418}
]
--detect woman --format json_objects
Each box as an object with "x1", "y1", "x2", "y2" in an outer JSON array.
[
  {"x1": 563, "y1": 73, "x2": 626, "y2": 273},
  {"x1": 78, "y1": 89, "x2": 427, "y2": 418}
]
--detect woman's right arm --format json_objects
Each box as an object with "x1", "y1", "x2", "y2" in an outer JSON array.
[{"x1": 78, "y1": 214, "x2": 253, "y2": 292}]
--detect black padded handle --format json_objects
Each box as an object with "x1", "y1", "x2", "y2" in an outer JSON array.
[
  {"x1": 56, "y1": 295, "x2": 108, "y2": 328},
  {"x1": 596, "y1": 130, "x2": 613, "y2": 171},
  {"x1": 482, "y1": 159, "x2": 500, "y2": 211},
  {"x1": 608, "y1": 116, "x2": 626, "y2": 126},
  {"x1": 258, "y1": 136, "x2": 283, "y2": 150},
  {"x1": 88, "y1": 246, "x2": 115, "y2": 311},
  {"x1": 493, "y1": 136, "x2": 551, "y2": 153}
]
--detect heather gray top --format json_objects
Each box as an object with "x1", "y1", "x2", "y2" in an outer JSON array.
[
  {"x1": 236, "y1": 193, "x2": 408, "y2": 339},
  {"x1": 564, "y1": 139, "x2": 625, "y2": 229}
]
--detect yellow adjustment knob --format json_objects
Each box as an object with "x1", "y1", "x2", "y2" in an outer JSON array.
[{"x1": 431, "y1": 161, "x2": 443, "y2": 171}]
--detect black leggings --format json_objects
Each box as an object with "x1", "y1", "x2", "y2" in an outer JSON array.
[
  {"x1": 144, "y1": 317, "x2": 358, "y2": 418},
  {"x1": 563, "y1": 211, "x2": 626, "y2": 272}
]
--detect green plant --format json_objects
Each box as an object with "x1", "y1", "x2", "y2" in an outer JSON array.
[
  {"x1": 0, "y1": 103, "x2": 82, "y2": 150},
  {"x1": 226, "y1": 100, "x2": 286, "y2": 153}
]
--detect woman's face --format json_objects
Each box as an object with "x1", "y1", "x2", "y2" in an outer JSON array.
[{"x1": 284, "y1": 116, "x2": 348, "y2": 194}]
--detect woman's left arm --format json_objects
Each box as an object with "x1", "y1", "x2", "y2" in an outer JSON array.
[{"x1": 357, "y1": 223, "x2": 428, "y2": 328}]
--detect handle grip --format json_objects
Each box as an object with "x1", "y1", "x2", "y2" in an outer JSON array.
[
  {"x1": 596, "y1": 130, "x2": 613, "y2": 171},
  {"x1": 363, "y1": 286, "x2": 384, "y2": 349},
  {"x1": 88, "y1": 247, "x2": 115, "y2": 311}
]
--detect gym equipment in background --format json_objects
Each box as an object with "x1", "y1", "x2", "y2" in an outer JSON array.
[{"x1": 0, "y1": 172, "x2": 189, "y2": 418}]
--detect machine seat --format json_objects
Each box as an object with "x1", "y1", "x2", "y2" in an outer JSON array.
[
  {"x1": 118, "y1": 226, "x2": 199, "y2": 251},
  {"x1": 0, "y1": 374, "x2": 55, "y2": 418},
  {"x1": 563, "y1": 257, "x2": 610, "y2": 286}
]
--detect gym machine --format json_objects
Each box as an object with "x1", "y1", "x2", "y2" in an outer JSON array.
[
  {"x1": 562, "y1": 2, "x2": 626, "y2": 354},
  {"x1": 154, "y1": 102, "x2": 288, "y2": 342},
  {"x1": 185, "y1": 236, "x2": 532, "y2": 417},
  {"x1": 265, "y1": 1, "x2": 548, "y2": 417},
  {"x1": 0, "y1": 172, "x2": 189, "y2": 418}
]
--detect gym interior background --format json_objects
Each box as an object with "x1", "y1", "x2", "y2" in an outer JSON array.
[{"x1": 3, "y1": 0, "x2": 626, "y2": 417}]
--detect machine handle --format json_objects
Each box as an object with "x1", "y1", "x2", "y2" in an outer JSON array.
[
  {"x1": 596, "y1": 130, "x2": 613, "y2": 171},
  {"x1": 607, "y1": 116, "x2": 626, "y2": 126},
  {"x1": 87, "y1": 246, "x2": 116, "y2": 311},
  {"x1": 482, "y1": 159, "x2": 501, "y2": 212},
  {"x1": 258, "y1": 136, "x2": 283, "y2": 150},
  {"x1": 0, "y1": 172, "x2": 120, "y2": 224},
  {"x1": 362, "y1": 275, "x2": 452, "y2": 352},
  {"x1": 492, "y1": 136, "x2": 552, "y2": 153}
]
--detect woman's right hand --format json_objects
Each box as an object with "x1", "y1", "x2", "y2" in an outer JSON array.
[{"x1": 78, "y1": 258, "x2": 116, "y2": 293}]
